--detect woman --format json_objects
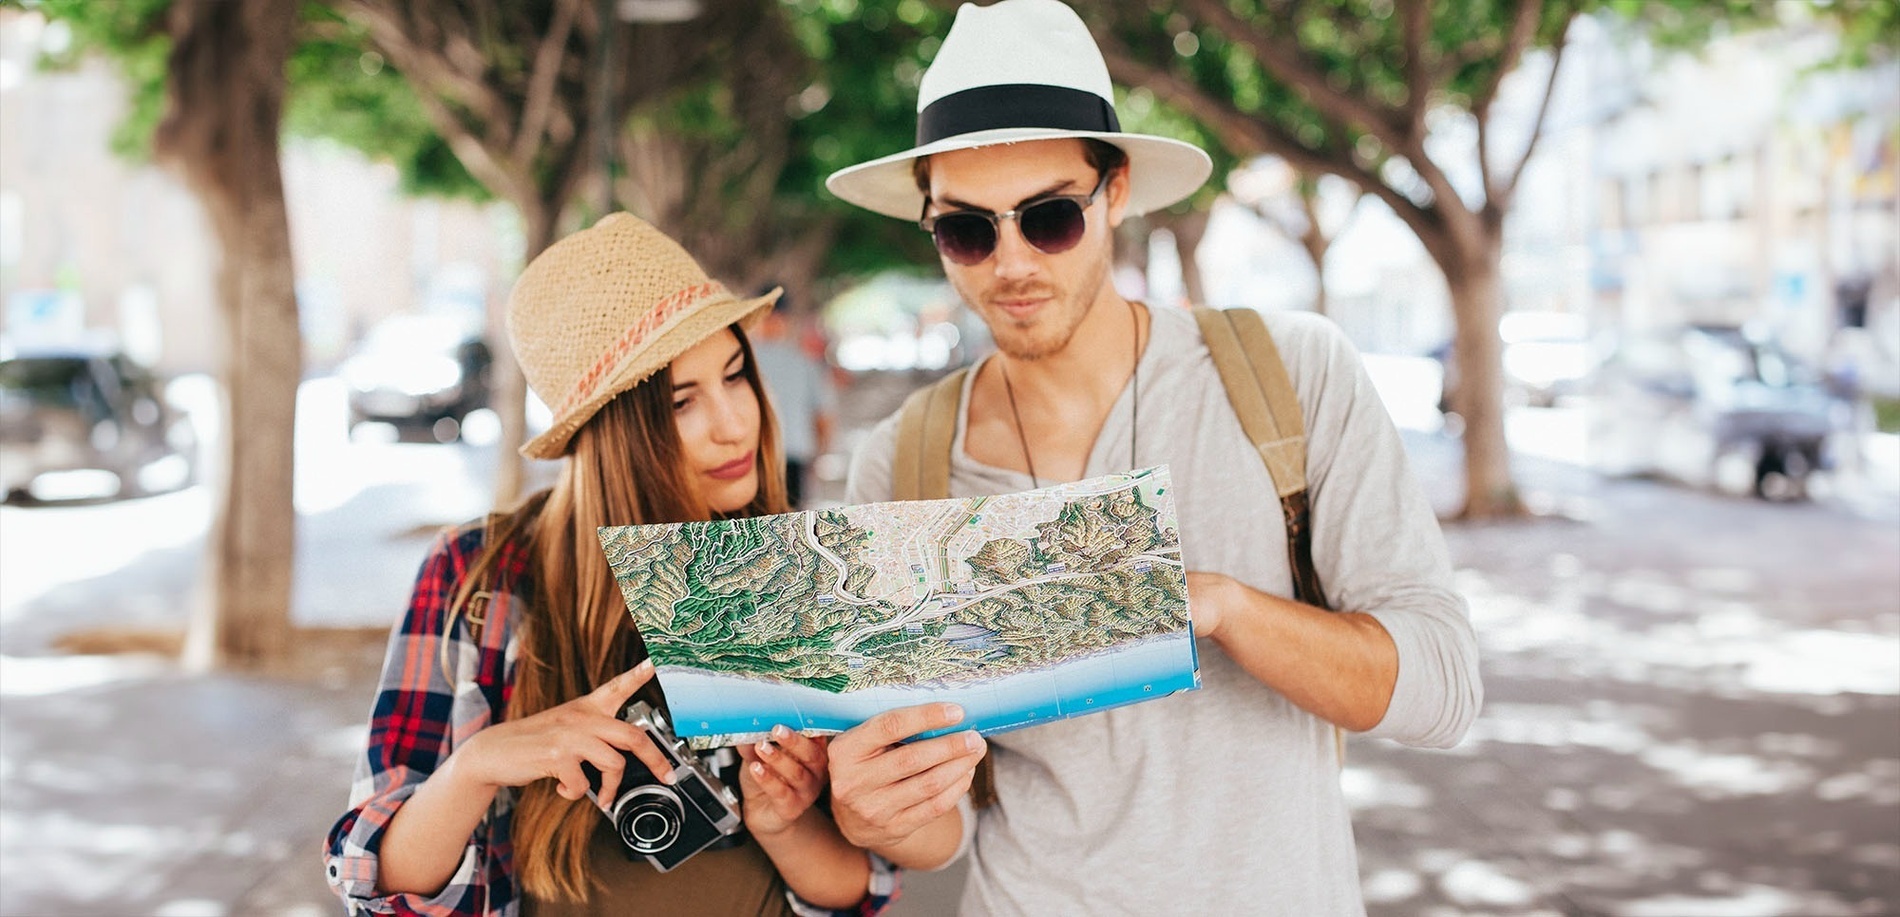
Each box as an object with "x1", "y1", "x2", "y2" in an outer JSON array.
[{"x1": 325, "y1": 214, "x2": 897, "y2": 916}]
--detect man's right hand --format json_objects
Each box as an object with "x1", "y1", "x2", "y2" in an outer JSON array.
[{"x1": 827, "y1": 703, "x2": 986, "y2": 859}]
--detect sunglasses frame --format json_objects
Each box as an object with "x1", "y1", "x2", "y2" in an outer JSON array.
[{"x1": 918, "y1": 170, "x2": 1113, "y2": 264}]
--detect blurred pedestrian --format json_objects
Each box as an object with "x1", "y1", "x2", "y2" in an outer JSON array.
[
  {"x1": 819, "y1": 1, "x2": 1481, "y2": 914},
  {"x1": 750, "y1": 286, "x2": 837, "y2": 508},
  {"x1": 324, "y1": 214, "x2": 919, "y2": 916}
]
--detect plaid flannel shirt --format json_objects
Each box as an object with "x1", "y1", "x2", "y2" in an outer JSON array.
[{"x1": 324, "y1": 522, "x2": 900, "y2": 917}]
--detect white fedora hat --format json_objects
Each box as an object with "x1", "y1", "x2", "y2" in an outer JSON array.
[{"x1": 826, "y1": 0, "x2": 1213, "y2": 221}]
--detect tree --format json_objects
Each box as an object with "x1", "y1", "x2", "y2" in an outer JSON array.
[
  {"x1": 1234, "y1": 161, "x2": 1365, "y2": 316},
  {"x1": 37, "y1": 0, "x2": 303, "y2": 668},
  {"x1": 1090, "y1": 0, "x2": 1597, "y2": 517},
  {"x1": 1084, "y1": 0, "x2": 1850, "y2": 517}
]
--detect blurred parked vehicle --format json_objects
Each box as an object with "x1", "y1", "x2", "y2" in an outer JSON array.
[
  {"x1": 1587, "y1": 323, "x2": 1835, "y2": 500},
  {"x1": 0, "y1": 347, "x2": 198, "y2": 502},
  {"x1": 1500, "y1": 311, "x2": 1596, "y2": 407},
  {"x1": 1434, "y1": 311, "x2": 1597, "y2": 421},
  {"x1": 340, "y1": 314, "x2": 491, "y2": 443}
]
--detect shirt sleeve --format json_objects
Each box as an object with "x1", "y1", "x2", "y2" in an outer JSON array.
[
  {"x1": 1282, "y1": 313, "x2": 1483, "y2": 749},
  {"x1": 324, "y1": 528, "x2": 503, "y2": 916}
]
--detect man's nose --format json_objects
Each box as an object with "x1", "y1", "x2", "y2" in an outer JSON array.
[{"x1": 991, "y1": 217, "x2": 1040, "y2": 280}]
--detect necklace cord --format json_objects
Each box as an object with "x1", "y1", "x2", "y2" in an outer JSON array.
[{"x1": 998, "y1": 300, "x2": 1142, "y2": 490}]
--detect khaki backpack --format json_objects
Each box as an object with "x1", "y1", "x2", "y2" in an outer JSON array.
[{"x1": 890, "y1": 307, "x2": 1336, "y2": 807}]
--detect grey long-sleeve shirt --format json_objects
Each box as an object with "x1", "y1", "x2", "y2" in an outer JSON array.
[{"x1": 845, "y1": 306, "x2": 1481, "y2": 916}]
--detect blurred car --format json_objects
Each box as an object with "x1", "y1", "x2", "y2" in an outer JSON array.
[
  {"x1": 1434, "y1": 311, "x2": 1598, "y2": 418},
  {"x1": 0, "y1": 347, "x2": 199, "y2": 502},
  {"x1": 340, "y1": 314, "x2": 491, "y2": 442},
  {"x1": 1587, "y1": 323, "x2": 1835, "y2": 499},
  {"x1": 1500, "y1": 311, "x2": 1596, "y2": 407}
]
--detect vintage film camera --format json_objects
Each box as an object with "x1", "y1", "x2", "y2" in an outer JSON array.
[{"x1": 582, "y1": 700, "x2": 745, "y2": 872}]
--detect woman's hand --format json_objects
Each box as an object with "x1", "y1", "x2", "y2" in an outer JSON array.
[
  {"x1": 452, "y1": 660, "x2": 674, "y2": 808},
  {"x1": 736, "y1": 726, "x2": 830, "y2": 837}
]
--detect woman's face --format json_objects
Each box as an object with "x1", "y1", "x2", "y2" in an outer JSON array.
[{"x1": 669, "y1": 328, "x2": 761, "y2": 514}]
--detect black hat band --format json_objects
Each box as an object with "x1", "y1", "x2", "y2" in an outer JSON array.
[{"x1": 916, "y1": 84, "x2": 1121, "y2": 147}]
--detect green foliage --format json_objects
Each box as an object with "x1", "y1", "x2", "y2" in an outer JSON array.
[
  {"x1": 31, "y1": 0, "x2": 486, "y2": 199},
  {"x1": 776, "y1": 0, "x2": 949, "y2": 277},
  {"x1": 283, "y1": 5, "x2": 487, "y2": 201},
  {"x1": 32, "y1": 0, "x2": 172, "y2": 160}
]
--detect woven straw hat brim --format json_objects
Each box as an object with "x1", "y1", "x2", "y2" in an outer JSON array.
[
  {"x1": 519, "y1": 289, "x2": 777, "y2": 459},
  {"x1": 826, "y1": 129, "x2": 1212, "y2": 222}
]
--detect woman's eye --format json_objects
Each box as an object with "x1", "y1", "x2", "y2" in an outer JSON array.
[
  {"x1": 672, "y1": 396, "x2": 692, "y2": 412},
  {"x1": 724, "y1": 370, "x2": 746, "y2": 385}
]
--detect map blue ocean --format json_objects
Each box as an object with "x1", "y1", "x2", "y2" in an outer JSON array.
[{"x1": 659, "y1": 631, "x2": 1201, "y2": 740}]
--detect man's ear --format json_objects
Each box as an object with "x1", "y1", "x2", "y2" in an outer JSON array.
[{"x1": 1105, "y1": 163, "x2": 1133, "y2": 228}]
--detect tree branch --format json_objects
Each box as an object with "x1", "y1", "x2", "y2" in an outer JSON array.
[
  {"x1": 1472, "y1": 0, "x2": 1541, "y2": 126},
  {"x1": 1397, "y1": 0, "x2": 1434, "y2": 143},
  {"x1": 514, "y1": 0, "x2": 580, "y2": 164},
  {"x1": 1498, "y1": 17, "x2": 1574, "y2": 209},
  {"x1": 1098, "y1": 41, "x2": 1446, "y2": 250},
  {"x1": 1178, "y1": 0, "x2": 1409, "y2": 148}
]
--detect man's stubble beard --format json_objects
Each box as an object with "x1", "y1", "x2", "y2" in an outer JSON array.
[{"x1": 954, "y1": 241, "x2": 1114, "y2": 363}]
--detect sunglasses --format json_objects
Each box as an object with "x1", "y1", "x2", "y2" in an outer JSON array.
[{"x1": 918, "y1": 171, "x2": 1112, "y2": 266}]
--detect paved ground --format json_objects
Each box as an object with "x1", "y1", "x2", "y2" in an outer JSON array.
[{"x1": 1, "y1": 370, "x2": 1895, "y2": 916}]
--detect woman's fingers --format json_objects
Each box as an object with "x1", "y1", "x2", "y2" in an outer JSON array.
[
  {"x1": 601, "y1": 718, "x2": 676, "y2": 784},
  {"x1": 765, "y1": 725, "x2": 828, "y2": 776},
  {"x1": 757, "y1": 738, "x2": 822, "y2": 796},
  {"x1": 583, "y1": 660, "x2": 654, "y2": 717}
]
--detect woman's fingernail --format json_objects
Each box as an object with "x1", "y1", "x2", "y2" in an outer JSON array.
[
  {"x1": 753, "y1": 762, "x2": 767, "y2": 777},
  {"x1": 636, "y1": 659, "x2": 653, "y2": 672},
  {"x1": 963, "y1": 731, "x2": 984, "y2": 752},
  {"x1": 772, "y1": 724, "x2": 791, "y2": 739},
  {"x1": 758, "y1": 741, "x2": 776, "y2": 757},
  {"x1": 941, "y1": 703, "x2": 964, "y2": 724}
]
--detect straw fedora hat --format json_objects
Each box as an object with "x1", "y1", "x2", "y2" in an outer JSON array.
[
  {"x1": 825, "y1": 0, "x2": 1212, "y2": 221},
  {"x1": 507, "y1": 212, "x2": 778, "y2": 459}
]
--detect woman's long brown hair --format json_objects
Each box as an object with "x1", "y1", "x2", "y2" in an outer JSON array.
[{"x1": 446, "y1": 326, "x2": 789, "y2": 903}]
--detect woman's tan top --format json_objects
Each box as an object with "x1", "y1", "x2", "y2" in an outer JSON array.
[{"x1": 523, "y1": 823, "x2": 795, "y2": 917}]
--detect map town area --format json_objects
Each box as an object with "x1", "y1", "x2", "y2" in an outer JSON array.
[{"x1": 599, "y1": 466, "x2": 1199, "y2": 739}]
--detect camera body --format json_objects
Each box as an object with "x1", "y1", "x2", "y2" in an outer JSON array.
[{"x1": 582, "y1": 700, "x2": 745, "y2": 872}]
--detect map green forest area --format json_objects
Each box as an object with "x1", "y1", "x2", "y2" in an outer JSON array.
[{"x1": 599, "y1": 467, "x2": 1189, "y2": 694}]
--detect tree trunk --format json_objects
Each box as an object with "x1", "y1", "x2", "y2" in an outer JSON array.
[
  {"x1": 1442, "y1": 233, "x2": 1522, "y2": 518},
  {"x1": 491, "y1": 202, "x2": 559, "y2": 508},
  {"x1": 1299, "y1": 230, "x2": 1329, "y2": 316},
  {"x1": 1168, "y1": 209, "x2": 1210, "y2": 307},
  {"x1": 155, "y1": 0, "x2": 300, "y2": 670}
]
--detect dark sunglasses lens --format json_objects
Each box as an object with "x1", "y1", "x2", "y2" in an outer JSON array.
[
  {"x1": 1020, "y1": 199, "x2": 1087, "y2": 254},
  {"x1": 932, "y1": 214, "x2": 997, "y2": 265}
]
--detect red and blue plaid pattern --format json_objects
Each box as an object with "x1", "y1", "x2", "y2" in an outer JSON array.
[{"x1": 324, "y1": 522, "x2": 899, "y2": 916}]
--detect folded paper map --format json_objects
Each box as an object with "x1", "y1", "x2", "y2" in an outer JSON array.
[{"x1": 597, "y1": 465, "x2": 1198, "y2": 745}]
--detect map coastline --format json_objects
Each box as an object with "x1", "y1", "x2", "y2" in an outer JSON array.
[{"x1": 662, "y1": 630, "x2": 1200, "y2": 743}]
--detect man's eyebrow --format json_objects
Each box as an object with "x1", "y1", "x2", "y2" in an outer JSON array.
[{"x1": 935, "y1": 179, "x2": 1080, "y2": 213}]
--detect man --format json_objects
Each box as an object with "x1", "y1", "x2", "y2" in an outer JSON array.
[
  {"x1": 749, "y1": 288, "x2": 837, "y2": 508},
  {"x1": 820, "y1": 2, "x2": 1481, "y2": 913}
]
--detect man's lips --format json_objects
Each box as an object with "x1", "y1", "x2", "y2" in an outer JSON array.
[
  {"x1": 993, "y1": 296, "x2": 1050, "y2": 318},
  {"x1": 708, "y1": 453, "x2": 754, "y2": 480}
]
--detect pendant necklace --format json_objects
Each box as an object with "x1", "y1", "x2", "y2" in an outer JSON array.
[{"x1": 998, "y1": 299, "x2": 1142, "y2": 489}]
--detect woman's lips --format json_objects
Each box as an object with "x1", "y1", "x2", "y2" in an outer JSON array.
[{"x1": 708, "y1": 453, "x2": 754, "y2": 481}]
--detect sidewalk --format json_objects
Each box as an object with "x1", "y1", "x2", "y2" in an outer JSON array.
[{"x1": 2, "y1": 374, "x2": 1895, "y2": 916}]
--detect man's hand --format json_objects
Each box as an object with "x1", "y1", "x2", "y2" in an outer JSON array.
[{"x1": 827, "y1": 703, "x2": 985, "y2": 858}]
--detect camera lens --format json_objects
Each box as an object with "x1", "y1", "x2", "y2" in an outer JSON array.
[{"x1": 614, "y1": 786, "x2": 684, "y2": 854}]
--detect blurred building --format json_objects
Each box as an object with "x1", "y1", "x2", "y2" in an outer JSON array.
[
  {"x1": 1588, "y1": 17, "x2": 1899, "y2": 366},
  {"x1": 0, "y1": 8, "x2": 517, "y2": 378}
]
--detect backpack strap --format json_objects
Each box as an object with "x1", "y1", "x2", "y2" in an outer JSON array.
[
  {"x1": 1191, "y1": 307, "x2": 1328, "y2": 611},
  {"x1": 891, "y1": 369, "x2": 968, "y2": 502},
  {"x1": 1193, "y1": 307, "x2": 1343, "y2": 764}
]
